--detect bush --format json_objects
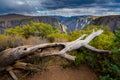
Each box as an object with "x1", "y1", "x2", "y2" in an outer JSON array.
[
  {"x1": 0, "y1": 35, "x2": 24, "y2": 51},
  {"x1": 73, "y1": 52, "x2": 85, "y2": 66},
  {"x1": 0, "y1": 35, "x2": 48, "y2": 51},
  {"x1": 68, "y1": 25, "x2": 119, "y2": 80},
  {"x1": 47, "y1": 30, "x2": 68, "y2": 42},
  {"x1": 2, "y1": 24, "x2": 120, "y2": 79},
  {"x1": 5, "y1": 22, "x2": 58, "y2": 39},
  {"x1": 67, "y1": 25, "x2": 114, "y2": 50},
  {"x1": 100, "y1": 75, "x2": 115, "y2": 80}
]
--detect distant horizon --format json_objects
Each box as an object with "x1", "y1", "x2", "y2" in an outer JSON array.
[{"x1": 0, "y1": 12, "x2": 120, "y2": 17}]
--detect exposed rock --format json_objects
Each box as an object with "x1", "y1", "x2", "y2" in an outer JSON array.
[
  {"x1": 92, "y1": 15, "x2": 120, "y2": 32},
  {"x1": 56, "y1": 16, "x2": 92, "y2": 31},
  {"x1": 0, "y1": 14, "x2": 67, "y2": 33}
]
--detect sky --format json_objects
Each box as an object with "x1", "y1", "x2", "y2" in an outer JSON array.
[{"x1": 0, "y1": 0, "x2": 120, "y2": 16}]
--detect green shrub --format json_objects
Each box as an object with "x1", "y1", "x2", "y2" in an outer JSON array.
[
  {"x1": 108, "y1": 64, "x2": 120, "y2": 77},
  {"x1": 5, "y1": 22, "x2": 58, "y2": 39},
  {"x1": 47, "y1": 30, "x2": 68, "y2": 42},
  {"x1": 69, "y1": 51, "x2": 85, "y2": 66},
  {"x1": 3, "y1": 24, "x2": 120, "y2": 80},
  {"x1": 67, "y1": 25, "x2": 119, "y2": 79},
  {"x1": 100, "y1": 75, "x2": 115, "y2": 80}
]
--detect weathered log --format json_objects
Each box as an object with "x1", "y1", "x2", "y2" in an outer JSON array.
[{"x1": 0, "y1": 29, "x2": 109, "y2": 79}]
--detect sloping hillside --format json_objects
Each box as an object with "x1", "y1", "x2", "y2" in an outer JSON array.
[
  {"x1": 0, "y1": 14, "x2": 94, "y2": 33},
  {"x1": 0, "y1": 14, "x2": 67, "y2": 33},
  {"x1": 55, "y1": 16, "x2": 92, "y2": 31},
  {"x1": 92, "y1": 15, "x2": 120, "y2": 31}
]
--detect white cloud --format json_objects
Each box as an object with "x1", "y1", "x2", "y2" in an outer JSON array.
[
  {"x1": 0, "y1": 0, "x2": 44, "y2": 9},
  {"x1": 0, "y1": 0, "x2": 120, "y2": 16},
  {"x1": 35, "y1": 7, "x2": 120, "y2": 16},
  {"x1": 16, "y1": 1, "x2": 25, "y2": 5}
]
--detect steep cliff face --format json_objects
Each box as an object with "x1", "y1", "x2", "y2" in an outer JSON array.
[
  {"x1": 0, "y1": 14, "x2": 31, "y2": 33},
  {"x1": 0, "y1": 14, "x2": 67, "y2": 33},
  {"x1": 0, "y1": 14, "x2": 94, "y2": 34},
  {"x1": 92, "y1": 15, "x2": 120, "y2": 31},
  {"x1": 56, "y1": 16, "x2": 92, "y2": 31}
]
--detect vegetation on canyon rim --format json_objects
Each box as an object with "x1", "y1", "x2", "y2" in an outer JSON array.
[{"x1": 0, "y1": 21, "x2": 120, "y2": 80}]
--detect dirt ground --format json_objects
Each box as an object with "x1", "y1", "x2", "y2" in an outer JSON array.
[
  {"x1": 0, "y1": 56, "x2": 99, "y2": 80},
  {"x1": 27, "y1": 64, "x2": 98, "y2": 80}
]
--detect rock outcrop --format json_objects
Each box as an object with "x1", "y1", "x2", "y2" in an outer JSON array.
[
  {"x1": 0, "y1": 14, "x2": 67, "y2": 33},
  {"x1": 92, "y1": 15, "x2": 120, "y2": 32},
  {"x1": 56, "y1": 16, "x2": 92, "y2": 31}
]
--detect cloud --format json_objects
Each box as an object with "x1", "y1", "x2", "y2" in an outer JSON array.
[
  {"x1": 35, "y1": 6, "x2": 120, "y2": 16},
  {"x1": 35, "y1": 2, "x2": 120, "y2": 16},
  {"x1": 0, "y1": 0, "x2": 120, "y2": 16},
  {"x1": 0, "y1": 0, "x2": 43, "y2": 14},
  {"x1": 41, "y1": 0, "x2": 120, "y2": 9}
]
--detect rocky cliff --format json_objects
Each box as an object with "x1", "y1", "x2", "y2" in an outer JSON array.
[
  {"x1": 56, "y1": 16, "x2": 92, "y2": 31},
  {"x1": 2, "y1": 14, "x2": 120, "y2": 34},
  {"x1": 92, "y1": 15, "x2": 120, "y2": 32},
  {"x1": 0, "y1": 14, "x2": 94, "y2": 34},
  {"x1": 0, "y1": 14, "x2": 67, "y2": 33}
]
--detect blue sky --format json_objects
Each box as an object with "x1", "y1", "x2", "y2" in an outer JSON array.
[{"x1": 0, "y1": 0, "x2": 120, "y2": 16}]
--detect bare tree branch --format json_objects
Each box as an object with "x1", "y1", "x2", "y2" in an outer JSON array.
[
  {"x1": 6, "y1": 67, "x2": 18, "y2": 80},
  {"x1": 83, "y1": 44, "x2": 109, "y2": 53},
  {"x1": 0, "y1": 29, "x2": 109, "y2": 75}
]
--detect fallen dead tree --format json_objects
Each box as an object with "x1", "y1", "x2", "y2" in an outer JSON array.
[{"x1": 0, "y1": 29, "x2": 109, "y2": 80}]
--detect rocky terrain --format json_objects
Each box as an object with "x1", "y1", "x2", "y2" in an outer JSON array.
[
  {"x1": 55, "y1": 16, "x2": 92, "y2": 31},
  {"x1": 1, "y1": 14, "x2": 120, "y2": 34},
  {"x1": 92, "y1": 15, "x2": 120, "y2": 32},
  {"x1": 0, "y1": 14, "x2": 93, "y2": 33},
  {"x1": 0, "y1": 14, "x2": 67, "y2": 33}
]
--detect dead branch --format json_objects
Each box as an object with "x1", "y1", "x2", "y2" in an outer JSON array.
[{"x1": 0, "y1": 29, "x2": 109, "y2": 79}]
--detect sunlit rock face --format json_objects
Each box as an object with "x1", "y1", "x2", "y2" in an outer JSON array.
[
  {"x1": 92, "y1": 15, "x2": 120, "y2": 32},
  {"x1": 0, "y1": 14, "x2": 68, "y2": 33},
  {"x1": 0, "y1": 14, "x2": 93, "y2": 34},
  {"x1": 0, "y1": 14, "x2": 31, "y2": 33},
  {"x1": 55, "y1": 16, "x2": 92, "y2": 31}
]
